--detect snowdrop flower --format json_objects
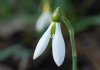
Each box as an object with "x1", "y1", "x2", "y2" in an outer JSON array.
[
  {"x1": 33, "y1": 21, "x2": 65, "y2": 66},
  {"x1": 36, "y1": 1, "x2": 52, "y2": 32}
]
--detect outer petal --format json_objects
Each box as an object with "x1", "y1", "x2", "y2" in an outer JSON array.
[
  {"x1": 36, "y1": 12, "x2": 52, "y2": 32},
  {"x1": 33, "y1": 23, "x2": 53, "y2": 59},
  {"x1": 52, "y1": 23, "x2": 65, "y2": 66}
]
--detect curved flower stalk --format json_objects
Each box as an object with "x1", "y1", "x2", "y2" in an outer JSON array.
[
  {"x1": 33, "y1": 22, "x2": 65, "y2": 66},
  {"x1": 36, "y1": 1, "x2": 52, "y2": 32}
]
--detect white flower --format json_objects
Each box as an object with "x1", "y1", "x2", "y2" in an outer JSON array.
[
  {"x1": 36, "y1": 12, "x2": 52, "y2": 32},
  {"x1": 33, "y1": 22, "x2": 65, "y2": 67}
]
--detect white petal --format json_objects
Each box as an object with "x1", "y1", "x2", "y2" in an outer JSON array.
[
  {"x1": 33, "y1": 23, "x2": 53, "y2": 59},
  {"x1": 36, "y1": 12, "x2": 52, "y2": 32},
  {"x1": 52, "y1": 23, "x2": 65, "y2": 66}
]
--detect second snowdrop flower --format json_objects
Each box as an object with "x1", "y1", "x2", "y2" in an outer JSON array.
[
  {"x1": 33, "y1": 7, "x2": 66, "y2": 66},
  {"x1": 36, "y1": 1, "x2": 52, "y2": 32}
]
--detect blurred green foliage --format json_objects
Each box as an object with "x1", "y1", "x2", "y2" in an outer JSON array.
[
  {"x1": 0, "y1": 0, "x2": 99, "y2": 39},
  {"x1": 0, "y1": 0, "x2": 14, "y2": 19}
]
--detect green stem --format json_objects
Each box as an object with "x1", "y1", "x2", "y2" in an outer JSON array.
[{"x1": 62, "y1": 16, "x2": 77, "y2": 70}]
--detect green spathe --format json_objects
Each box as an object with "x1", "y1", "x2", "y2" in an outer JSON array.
[{"x1": 52, "y1": 7, "x2": 61, "y2": 22}]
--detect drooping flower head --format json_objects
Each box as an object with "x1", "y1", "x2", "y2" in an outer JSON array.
[{"x1": 33, "y1": 7, "x2": 66, "y2": 66}]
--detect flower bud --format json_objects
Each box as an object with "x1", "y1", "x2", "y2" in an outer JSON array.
[{"x1": 43, "y1": 0, "x2": 50, "y2": 12}]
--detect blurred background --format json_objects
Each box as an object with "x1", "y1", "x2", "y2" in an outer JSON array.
[{"x1": 0, "y1": 0, "x2": 100, "y2": 70}]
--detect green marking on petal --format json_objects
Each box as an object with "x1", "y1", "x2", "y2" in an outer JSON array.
[{"x1": 51, "y1": 22, "x2": 56, "y2": 38}]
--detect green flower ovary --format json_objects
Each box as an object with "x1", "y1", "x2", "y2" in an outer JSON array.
[{"x1": 52, "y1": 7, "x2": 61, "y2": 22}]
